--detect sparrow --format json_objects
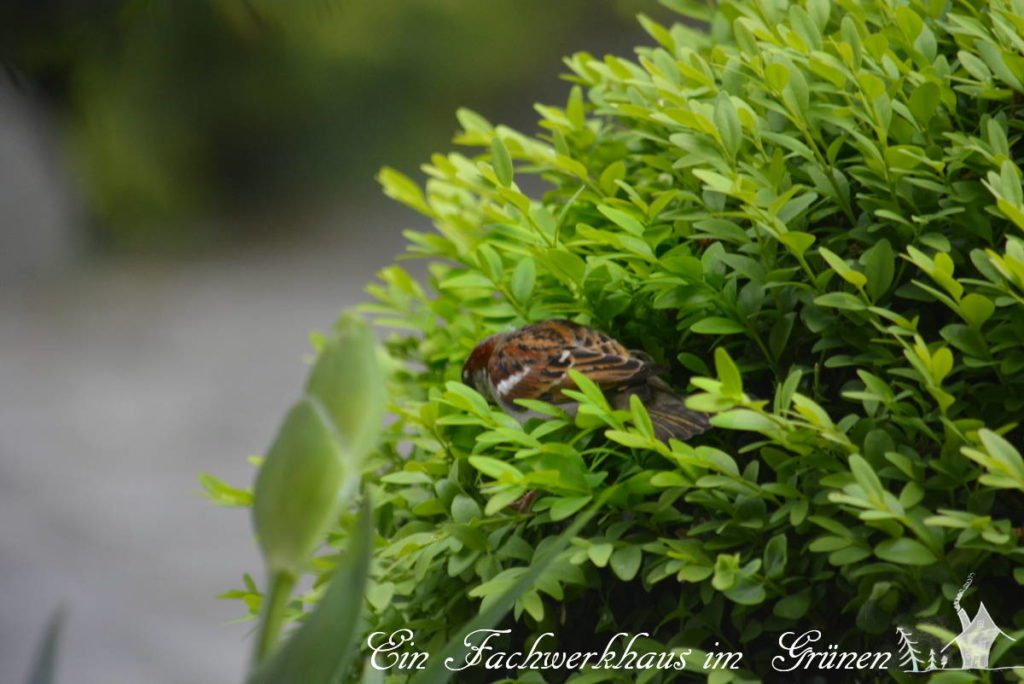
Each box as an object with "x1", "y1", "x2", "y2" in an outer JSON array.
[{"x1": 461, "y1": 319, "x2": 710, "y2": 443}]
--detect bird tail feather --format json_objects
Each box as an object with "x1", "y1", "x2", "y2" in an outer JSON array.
[
  {"x1": 611, "y1": 376, "x2": 711, "y2": 444},
  {"x1": 646, "y1": 397, "x2": 711, "y2": 443}
]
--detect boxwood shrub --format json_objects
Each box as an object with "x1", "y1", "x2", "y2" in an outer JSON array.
[{"x1": 215, "y1": 0, "x2": 1024, "y2": 681}]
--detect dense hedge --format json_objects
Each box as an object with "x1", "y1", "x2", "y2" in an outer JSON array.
[{"x1": 218, "y1": 0, "x2": 1024, "y2": 681}]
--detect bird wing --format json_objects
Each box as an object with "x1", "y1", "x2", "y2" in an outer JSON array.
[
  {"x1": 489, "y1": 320, "x2": 650, "y2": 403},
  {"x1": 611, "y1": 377, "x2": 711, "y2": 442}
]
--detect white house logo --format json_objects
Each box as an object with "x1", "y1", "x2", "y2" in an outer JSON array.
[{"x1": 897, "y1": 573, "x2": 1019, "y2": 672}]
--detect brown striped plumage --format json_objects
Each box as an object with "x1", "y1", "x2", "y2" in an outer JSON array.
[{"x1": 461, "y1": 319, "x2": 710, "y2": 443}]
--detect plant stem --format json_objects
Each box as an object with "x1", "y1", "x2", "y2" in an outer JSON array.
[{"x1": 253, "y1": 569, "x2": 297, "y2": 664}]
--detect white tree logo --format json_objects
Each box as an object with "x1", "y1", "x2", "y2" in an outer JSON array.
[
  {"x1": 898, "y1": 574, "x2": 1020, "y2": 672},
  {"x1": 896, "y1": 627, "x2": 924, "y2": 672}
]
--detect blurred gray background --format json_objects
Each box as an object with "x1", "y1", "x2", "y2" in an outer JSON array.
[
  {"x1": 0, "y1": 84, "x2": 413, "y2": 682},
  {"x1": 0, "y1": 2, "x2": 666, "y2": 682}
]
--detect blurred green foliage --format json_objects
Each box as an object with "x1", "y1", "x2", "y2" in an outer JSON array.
[{"x1": 2, "y1": 0, "x2": 656, "y2": 247}]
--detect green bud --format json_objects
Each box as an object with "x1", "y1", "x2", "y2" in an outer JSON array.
[
  {"x1": 305, "y1": 313, "x2": 387, "y2": 458},
  {"x1": 252, "y1": 398, "x2": 350, "y2": 575},
  {"x1": 253, "y1": 313, "x2": 386, "y2": 576}
]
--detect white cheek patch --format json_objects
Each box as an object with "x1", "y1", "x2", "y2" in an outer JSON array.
[
  {"x1": 558, "y1": 349, "x2": 571, "y2": 362},
  {"x1": 495, "y1": 366, "x2": 530, "y2": 399}
]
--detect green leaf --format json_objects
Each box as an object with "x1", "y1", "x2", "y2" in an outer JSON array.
[
  {"x1": 377, "y1": 167, "x2": 431, "y2": 216},
  {"x1": 725, "y1": 579, "x2": 767, "y2": 605},
  {"x1": 691, "y1": 317, "x2": 746, "y2": 334},
  {"x1": 765, "y1": 62, "x2": 790, "y2": 90},
  {"x1": 810, "y1": 535, "x2": 850, "y2": 552},
  {"x1": 510, "y1": 258, "x2": 536, "y2": 303},
  {"x1": 490, "y1": 136, "x2": 513, "y2": 187},
  {"x1": 598, "y1": 205, "x2": 645, "y2": 235},
  {"x1": 814, "y1": 292, "x2": 867, "y2": 310},
  {"x1": 931, "y1": 346, "x2": 953, "y2": 383},
  {"x1": 587, "y1": 542, "x2": 614, "y2": 567},
  {"x1": 469, "y1": 456, "x2": 525, "y2": 482},
  {"x1": 829, "y1": 546, "x2": 871, "y2": 566},
  {"x1": 778, "y1": 231, "x2": 816, "y2": 258},
  {"x1": 650, "y1": 471, "x2": 689, "y2": 487},
  {"x1": 198, "y1": 472, "x2": 252, "y2": 507},
  {"x1": 610, "y1": 546, "x2": 643, "y2": 581},
  {"x1": 819, "y1": 246, "x2": 867, "y2": 288},
  {"x1": 380, "y1": 470, "x2": 432, "y2": 485},
  {"x1": 606, "y1": 429, "x2": 655, "y2": 448},
  {"x1": 476, "y1": 244, "x2": 503, "y2": 282},
  {"x1": 456, "y1": 108, "x2": 493, "y2": 135},
  {"x1": 566, "y1": 369, "x2": 611, "y2": 410},
  {"x1": 253, "y1": 399, "x2": 349, "y2": 575},
  {"x1": 361, "y1": 656, "x2": 386, "y2": 684},
  {"x1": 439, "y1": 271, "x2": 493, "y2": 290},
  {"x1": 848, "y1": 454, "x2": 884, "y2": 502},
  {"x1": 774, "y1": 589, "x2": 811, "y2": 619},
  {"x1": 519, "y1": 590, "x2": 545, "y2": 621},
  {"x1": 408, "y1": 495, "x2": 607, "y2": 684},
  {"x1": 784, "y1": 64, "x2": 810, "y2": 114},
  {"x1": 874, "y1": 538, "x2": 936, "y2": 565},
  {"x1": 963, "y1": 429, "x2": 1024, "y2": 490},
  {"x1": 714, "y1": 347, "x2": 743, "y2": 396},
  {"x1": 959, "y1": 292, "x2": 995, "y2": 327},
  {"x1": 979, "y1": 429, "x2": 1024, "y2": 470},
  {"x1": 544, "y1": 249, "x2": 586, "y2": 284},
  {"x1": 676, "y1": 565, "x2": 714, "y2": 583},
  {"x1": 940, "y1": 323, "x2": 988, "y2": 358},
  {"x1": 566, "y1": 85, "x2": 586, "y2": 129},
  {"x1": 306, "y1": 314, "x2": 387, "y2": 459},
  {"x1": 445, "y1": 381, "x2": 492, "y2": 416},
  {"x1": 692, "y1": 168, "x2": 734, "y2": 194},
  {"x1": 599, "y1": 160, "x2": 626, "y2": 196},
  {"x1": 858, "y1": 72, "x2": 885, "y2": 99},
  {"x1": 958, "y1": 49, "x2": 992, "y2": 81},
  {"x1": 550, "y1": 495, "x2": 593, "y2": 521},
  {"x1": 451, "y1": 494, "x2": 483, "y2": 523},
  {"x1": 987, "y1": 118, "x2": 1010, "y2": 157},
  {"x1": 791, "y1": 393, "x2": 834, "y2": 428},
  {"x1": 694, "y1": 218, "x2": 749, "y2": 243},
  {"x1": 774, "y1": 367, "x2": 802, "y2": 413},
  {"x1": 711, "y1": 409, "x2": 776, "y2": 432},
  {"x1": 860, "y1": 238, "x2": 894, "y2": 300},
  {"x1": 789, "y1": 5, "x2": 821, "y2": 49},
  {"x1": 485, "y1": 488, "x2": 527, "y2": 515},
  {"x1": 248, "y1": 499, "x2": 374, "y2": 684},
  {"x1": 763, "y1": 534, "x2": 787, "y2": 579},
  {"x1": 628, "y1": 393, "x2": 656, "y2": 439},
  {"x1": 908, "y1": 82, "x2": 940, "y2": 124},
  {"x1": 713, "y1": 93, "x2": 742, "y2": 155}
]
